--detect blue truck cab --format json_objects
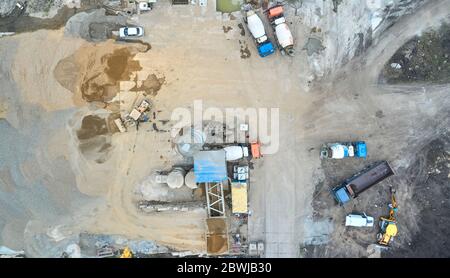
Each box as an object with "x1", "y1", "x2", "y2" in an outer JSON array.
[
  {"x1": 333, "y1": 187, "x2": 352, "y2": 205},
  {"x1": 355, "y1": 141, "x2": 367, "y2": 158},
  {"x1": 257, "y1": 41, "x2": 275, "y2": 57}
]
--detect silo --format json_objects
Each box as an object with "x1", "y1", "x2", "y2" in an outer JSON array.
[
  {"x1": 149, "y1": 172, "x2": 168, "y2": 184},
  {"x1": 167, "y1": 168, "x2": 185, "y2": 189},
  {"x1": 175, "y1": 127, "x2": 206, "y2": 157},
  {"x1": 184, "y1": 169, "x2": 198, "y2": 189}
]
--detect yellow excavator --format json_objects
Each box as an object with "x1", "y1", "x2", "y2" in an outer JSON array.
[
  {"x1": 377, "y1": 188, "x2": 398, "y2": 246},
  {"x1": 120, "y1": 247, "x2": 133, "y2": 258}
]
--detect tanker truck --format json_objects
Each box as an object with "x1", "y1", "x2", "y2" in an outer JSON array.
[
  {"x1": 243, "y1": 7, "x2": 275, "y2": 57},
  {"x1": 320, "y1": 141, "x2": 367, "y2": 159},
  {"x1": 266, "y1": 5, "x2": 294, "y2": 56}
]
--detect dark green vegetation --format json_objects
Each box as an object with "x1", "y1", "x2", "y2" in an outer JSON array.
[{"x1": 382, "y1": 23, "x2": 450, "y2": 84}]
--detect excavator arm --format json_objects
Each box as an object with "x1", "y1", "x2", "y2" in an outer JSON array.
[{"x1": 377, "y1": 188, "x2": 398, "y2": 246}]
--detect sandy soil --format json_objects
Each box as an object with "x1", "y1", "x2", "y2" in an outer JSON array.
[{"x1": 11, "y1": 29, "x2": 83, "y2": 111}]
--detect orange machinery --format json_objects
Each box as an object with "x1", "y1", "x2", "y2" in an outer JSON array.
[{"x1": 251, "y1": 142, "x2": 261, "y2": 159}]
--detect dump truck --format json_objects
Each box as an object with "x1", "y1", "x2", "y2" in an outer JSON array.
[
  {"x1": 332, "y1": 161, "x2": 394, "y2": 205},
  {"x1": 265, "y1": 5, "x2": 294, "y2": 56},
  {"x1": 243, "y1": 8, "x2": 275, "y2": 57},
  {"x1": 320, "y1": 141, "x2": 367, "y2": 159}
]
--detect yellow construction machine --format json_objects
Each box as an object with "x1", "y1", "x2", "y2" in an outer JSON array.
[
  {"x1": 120, "y1": 247, "x2": 133, "y2": 258},
  {"x1": 377, "y1": 188, "x2": 398, "y2": 246}
]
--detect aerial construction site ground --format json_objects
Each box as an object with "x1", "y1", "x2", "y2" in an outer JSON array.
[{"x1": 0, "y1": 0, "x2": 449, "y2": 258}]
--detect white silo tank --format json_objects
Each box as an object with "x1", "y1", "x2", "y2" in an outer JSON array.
[
  {"x1": 167, "y1": 168, "x2": 185, "y2": 189},
  {"x1": 149, "y1": 172, "x2": 168, "y2": 184},
  {"x1": 184, "y1": 170, "x2": 198, "y2": 189}
]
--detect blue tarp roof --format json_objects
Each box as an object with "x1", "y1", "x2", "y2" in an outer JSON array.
[{"x1": 194, "y1": 150, "x2": 228, "y2": 183}]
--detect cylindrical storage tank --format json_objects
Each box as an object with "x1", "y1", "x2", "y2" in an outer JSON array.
[
  {"x1": 184, "y1": 170, "x2": 198, "y2": 189},
  {"x1": 330, "y1": 144, "x2": 346, "y2": 159},
  {"x1": 246, "y1": 11, "x2": 265, "y2": 41},
  {"x1": 175, "y1": 127, "x2": 206, "y2": 157},
  {"x1": 275, "y1": 23, "x2": 294, "y2": 49},
  {"x1": 149, "y1": 172, "x2": 168, "y2": 184},
  {"x1": 167, "y1": 168, "x2": 185, "y2": 189}
]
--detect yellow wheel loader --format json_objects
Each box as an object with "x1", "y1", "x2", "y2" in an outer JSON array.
[
  {"x1": 377, "y1": 188, "x2": 398, "y2": 246},
  {"x1": 120, "y1": 247, "x2": 133, "y2": 258}
]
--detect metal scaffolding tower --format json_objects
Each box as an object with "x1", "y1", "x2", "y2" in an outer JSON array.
[{"x1": 205, "y1": 182, "x2": 226, "y2": 217}]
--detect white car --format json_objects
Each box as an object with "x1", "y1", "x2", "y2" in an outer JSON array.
[
  {"x1": 139, "y1": 2, "x2": 152, "y2": 11},
  {"x1": 119, "y1": 27, "x2": 144, "y2": 38},
  {"x1": 345, "y1": 213, "x2": 374, "y2": 227}
]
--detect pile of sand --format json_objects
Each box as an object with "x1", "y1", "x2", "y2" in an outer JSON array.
[{"x1": 54, "y1": 40, "x2": 145, "y2": 107}]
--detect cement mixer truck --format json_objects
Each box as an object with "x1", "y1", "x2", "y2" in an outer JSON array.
[
  {"x1": 320, "y1": 141, "x2": 367, "y2": 159},
  {"x1": 243, "y1": 7, "x2": 275, "y2": 57},
  {"x1": 266, "y1": 5, "x2": 294, "y2": 56}
]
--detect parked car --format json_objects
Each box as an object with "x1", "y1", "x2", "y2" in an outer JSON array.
[
  {"x1": 16, "y1": 2, "x2": 25, "y2": 10},
  {"x1": 138, "y1": 2, "x2": 153, "y2": 11},
  {"x1": 345, "y1": 213, "x2": 374, "y2": 227},
  {"x1": 119, "y1": 26, "x2": 144, "y2": 38}
]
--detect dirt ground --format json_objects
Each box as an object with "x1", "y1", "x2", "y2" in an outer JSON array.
[
  {"x1": 304, "y1": 133, "x2": 450, "y2": 258},
  {"x1": 386, "y1": 135, "x2": 450, "y2": 258},
  {"x1": 0, "y1": 0, "x2": 449, "y2": 258},
  {"x1": 298, "y1": 1, "x2": 450, "y2": 258}
]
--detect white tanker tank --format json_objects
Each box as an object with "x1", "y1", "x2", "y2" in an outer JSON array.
[
  {"x1": 320, "y1": 141, "x2": 367, "y2": 159},
  {"x1": 266, "y1": 5, "x2": 294, "y2": 56},
  {"x1": 167, "y1": 168, "x2": 185, "y2": 189},
  {"x1": 184, "y1": 169, "x2": 198, "y2": 189}
]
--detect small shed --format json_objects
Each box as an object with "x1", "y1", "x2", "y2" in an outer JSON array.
[{"x1": 193, "y1": 150, "x2": 228, "y2": 183}]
